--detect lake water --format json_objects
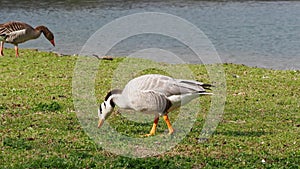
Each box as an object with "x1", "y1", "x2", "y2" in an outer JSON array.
[{"x1": 1, "y1": 0, "x2": 299, "y2": 70}]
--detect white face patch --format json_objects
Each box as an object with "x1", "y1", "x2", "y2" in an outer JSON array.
[
  {"x1": 98, "y1": 101, "x2": 113, "y2": 120},
  {"x1": 98, "y1": 107, "x2": 102, "y2": 118}
]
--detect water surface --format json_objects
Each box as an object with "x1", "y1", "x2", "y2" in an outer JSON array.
[{"x1": 1, "y1": 0, "x2": 299, "y2": 69}]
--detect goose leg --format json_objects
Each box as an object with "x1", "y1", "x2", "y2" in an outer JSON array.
[
  {"x1": 163, "y1": 114, "x2": 174, "y2": 135},
  {"x1": 14, "y1": 45, "x2": 19, "y2": 57},
  {"x1": 144, "y1": 115, "x2": 159, "y2": 137},
  {"x1": 0, "y1": 41, "x2": 4, "y2": 56}
]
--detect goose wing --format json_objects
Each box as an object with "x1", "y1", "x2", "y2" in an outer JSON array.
[
  {"x1": 173, "y1": 79, "x2": 213, "y2": 93},
  {"x1": 0, "y1": 21, "x2": 33, "y2": 35},
  {"x1": 123, "y1": 74, "x2": 211, "y2": 97},
  {"x1": 0, "y1": 21, "x2": 36, "y2": 44},
  {"x1": 126, "y1": 90, "x2": 170, "y2": 114}
]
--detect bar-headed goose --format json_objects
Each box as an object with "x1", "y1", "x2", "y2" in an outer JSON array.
[{"x1": 98, "y1": 74, "x2": 213, "y2": 136}]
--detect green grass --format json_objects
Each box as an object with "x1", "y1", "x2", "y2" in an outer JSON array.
[{"x1": 0, "y1": 48, "x2": 299, "y2": 168}]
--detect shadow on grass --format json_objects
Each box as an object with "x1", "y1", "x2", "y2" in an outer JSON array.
[
  {"x1": 3, "y1": 137, "x2": 32, "y2": 150},
  {"x1": 11, "y1": 153, "x2": 184, "y2": 169},
  {"x1": 217, "y1": 130, "x2": 273, "y2": 137},
  {"x1": 33, "y1": 101, "x2": 62, "y2": 112}
]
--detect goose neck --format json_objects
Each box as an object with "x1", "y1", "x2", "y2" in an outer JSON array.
[{"x1": 111, "y1": 94, "x2": 128, "y2": 109}]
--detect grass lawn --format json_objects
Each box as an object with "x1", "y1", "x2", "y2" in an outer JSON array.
[{"x1": 0, "y1": 48, "x2": 299, "y2": 168}]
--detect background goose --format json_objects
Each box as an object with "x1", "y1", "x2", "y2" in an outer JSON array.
[
  {"x1": 0, "y1": 21, "x2": 55, "y2": 57},
  {"x1": 98, "y1": 74, "x2": 213, "y2": 136}
]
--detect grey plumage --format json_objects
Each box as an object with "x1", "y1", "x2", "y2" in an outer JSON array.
[
  {"x1": 116, "y1": 74, "x2": 212, "y2": 114},
  {"x1": 0, "y1": 21, "x2": 40, "y2": 44},
  {"x1": 0, "y1": 21, "x2": 55, "y2": 57},
  {"x1": 98, "y1": 74, "x2": 213, "y2": 136}
]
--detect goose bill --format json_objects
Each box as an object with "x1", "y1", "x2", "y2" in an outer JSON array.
[
  {"x1": 98, "y1": 119, "x2": 104, "y2": 128},
  {"x1": 50, "y1": 39, "x2": 55, "y2": 46}
]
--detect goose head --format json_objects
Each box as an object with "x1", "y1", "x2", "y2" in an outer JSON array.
[
  {"x1": 45, "y1": 30, "x2": 55, "y2": 47},
  {"x1": 97, "y1": 99, "x2": 115, "y2": 128},
  {"x1": 37, "y1": 26, "x2": 55, "y2": 46},
  {"x1": 97, "y1": 89, "x2": 122, "y2": 128}
]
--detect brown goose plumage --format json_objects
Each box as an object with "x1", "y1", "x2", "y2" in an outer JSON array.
[{"x1": 0, "y1": 21, "x2": 55, "y2": 57}]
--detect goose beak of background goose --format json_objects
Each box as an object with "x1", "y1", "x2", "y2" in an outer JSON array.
[
  {"x1": 50, "y1": 39, "x2": 55, "y2": 46},
  {"x1": 98, "y1": 119, "x2": 104, "y2": 128}
]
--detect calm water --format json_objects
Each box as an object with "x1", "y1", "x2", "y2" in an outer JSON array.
[{"x1": 1, "y1": 0, "x2": 299, "y2": 70}]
